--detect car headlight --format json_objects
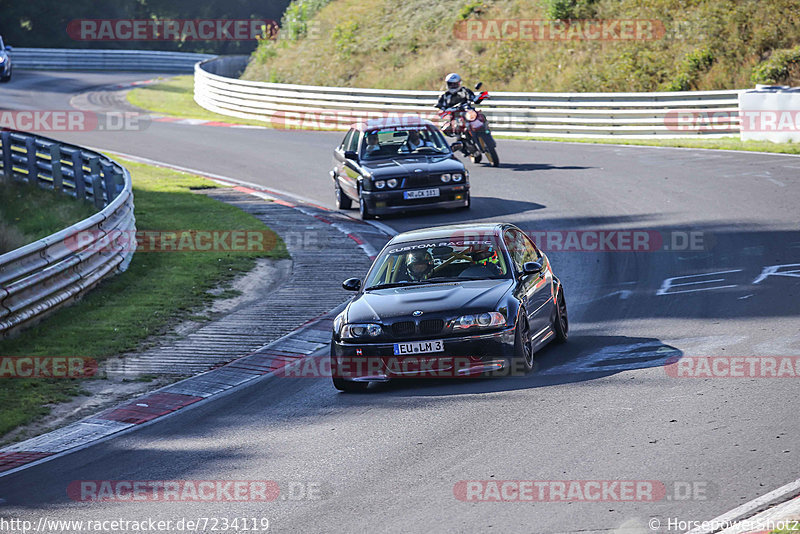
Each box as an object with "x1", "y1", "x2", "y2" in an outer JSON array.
[
  {"x1": 453, "y1": 312, "x2": 506, "y2": 330},
  {"x1": 387, "y1": 178, "x2": 398, "y2": 188},
  {"x1": 440, "y1": 173, "x2": 451, "y2": 183},
  {"x1": 0, "y1": 57, "x2": 5, "y2": 64},
  {"x1": 375, "y1": 180, "x2": 386, "y2": 189},
  {"x1": 341, "y1": 323, "x2": 382, "y2": 339},
  {"x1": 452, "y1": 173, "x2": 463, "y2": 182}
]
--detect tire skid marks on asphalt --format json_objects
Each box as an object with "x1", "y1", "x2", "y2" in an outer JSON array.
[{"x1": 539, "y1": 335, "x2": 746, "y2": 376}]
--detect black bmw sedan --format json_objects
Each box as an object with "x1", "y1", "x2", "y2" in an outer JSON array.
[
  {"x1": 330, "y1": 116, "x2": 469, "y2": 219},
  {"x1": 330, "y1": 223, "x2": 568, "y2": 391}
]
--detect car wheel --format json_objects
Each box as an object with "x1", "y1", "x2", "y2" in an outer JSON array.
[
  {"x1": 335, "y1": 179, "x2": 352, "y2": 210},
  {"x1": 512, "y1": 311, "x2": 534, "y2": 375},
  {"x1": 359, "y1": 190, "x2": 374, "y2": 220},
  {"x1": 554, "y1": 287, "x2": 568, "y2": 343}
]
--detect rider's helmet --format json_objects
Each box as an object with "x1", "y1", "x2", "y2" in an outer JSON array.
[
  {"x1": 445, "y1": 73, "x2": 462, "y2": 94},
  {"x1": 406, "y1": 250, "x2": 435, "y2": 281}
]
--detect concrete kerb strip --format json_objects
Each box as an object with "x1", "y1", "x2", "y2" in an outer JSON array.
[
  {"x1": 0, "y1": 160, "x2": 393, "y2": 478},
  {"x1": 685, "y1": 478, "x2": 800, "y2": 534}
]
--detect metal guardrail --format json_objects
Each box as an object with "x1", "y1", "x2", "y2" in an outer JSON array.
[
  {"x1": 0, "y1": 130, "x2": 136, "y2": 337},
  {"x1": 12, "y1": 48, "x2": 213, "y2": 73},
  {"x1": 195, "y1": 56, "x2": 743, "y2": 138}
]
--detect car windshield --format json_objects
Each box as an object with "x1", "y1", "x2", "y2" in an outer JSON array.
[
  {"x1": 360, "y1": 124, "x2": 450, "y2": 160},
  {"x1": 364, "y1": 236, "x2": 510, "y2": 289}
]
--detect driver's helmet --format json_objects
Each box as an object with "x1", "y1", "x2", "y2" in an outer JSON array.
[
  {"x1": 406, "y1": 250, "x2": 435, "y2": 281},
  {"x1": 445, "y1": 73, "x2": 462, "y2": 94}
]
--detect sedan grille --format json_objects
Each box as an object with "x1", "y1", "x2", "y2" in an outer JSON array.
[
  {"x1": 419, "y1": 319, "x2": 444, "y2": 335},
  {"x1": 391, "y1": 321, "x2": 416, "y2": 337}
]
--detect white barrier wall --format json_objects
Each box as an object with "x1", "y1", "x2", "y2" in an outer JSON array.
[{"x1": 739, "y1": 85, "x2": 800, "y2": 143}]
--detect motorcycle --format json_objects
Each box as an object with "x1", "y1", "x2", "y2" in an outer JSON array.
[{"x1": 438, "y1": 82, "x2": 499, "y2": 167}]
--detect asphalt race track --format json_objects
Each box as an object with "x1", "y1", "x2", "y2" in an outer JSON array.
[{"x1": 1, "y1": 71, "x2": 799, "y2": 533}]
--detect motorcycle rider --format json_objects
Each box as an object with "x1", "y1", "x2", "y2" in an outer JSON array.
[{"x1": 436, "y1": 73, "x2": 475, "y2": 111}]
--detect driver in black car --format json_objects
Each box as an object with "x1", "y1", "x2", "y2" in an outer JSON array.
[
  {"x1": 435, "y1": 73, "x2": 475, "y2": 110},
  {"x1": 406, "y1": 250, "x2": 435, "y2": 281}
]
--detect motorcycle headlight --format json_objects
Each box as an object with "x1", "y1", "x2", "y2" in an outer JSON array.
[
  {"x1": 453, "y1": 312, "x2": 506, "y2": 330},
  {"x1": 452, "y1": 173, "x2": 463, "y2": 182},
  {"x1": 375, "y1": 180, "x2": 386, "y2": 189},
  {"x1": 465, "y1": 110, "x2": 478, "y2": 121},
  {"x1": 341, "y1": 323, "x2": 383, "y2": 339},
  {"x1": 440, "y1": 173, "x2": 451, "y2": 183},
  {"x1": 387, "y1": 178, "x2": 398, "y2": 188}
]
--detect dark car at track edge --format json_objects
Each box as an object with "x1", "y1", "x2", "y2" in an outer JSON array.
[{"x1": 330, "y1": 223, "x2": 568, "y2": 391}]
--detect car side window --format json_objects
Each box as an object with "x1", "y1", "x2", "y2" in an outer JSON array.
[
  {"x1": 347, "y1": 131, "x2": 361, "y2": 152},
  {"x1": 520, "y1": 232, "x2": 541, "y2": 264},
  {"x1": 340, "y1": 129, "x2": 353, "y2": 151},
  {"x1": 503, "y1": 230, "x2": 525, "y2": 271}
]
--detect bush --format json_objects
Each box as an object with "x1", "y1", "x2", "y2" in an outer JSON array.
[
  {"x1": 751, "y1": 46, "x2": 800, "y2": 85},
  {"x1": 542, "y1": 0, "x2": 599, "y2": 19},
  {"x1": 662, "y1": 47, "x2": 715, "y2": 91}
]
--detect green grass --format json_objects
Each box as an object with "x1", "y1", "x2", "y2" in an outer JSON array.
[
  {"x1": 127, "y1": 75, "x2": 271, "y2": 127},
  {"x1": 501, "y1": 135, "x2": 800, "y2": 155},
  {"x1": 0, "y1": 180, "x2": 96, "y2": 254},
  {"x1": 0, "y1": 159, "x2": 288, "y2": 439},
  {"x1": 770, "y1": 523, "x2": 800, "y2": 534}
]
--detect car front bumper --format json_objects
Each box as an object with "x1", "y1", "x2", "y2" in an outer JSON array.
[
  {"x1": 331, "y1": 327, "x2": 516, "y2": 381},
  {"x1": 361, "y1": 184, "x2": 469, "y2": 214}
]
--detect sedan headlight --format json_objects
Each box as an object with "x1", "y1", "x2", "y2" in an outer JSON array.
[
  {"x1": 375, "y1": 180, "x2": 386, "y2": 189},
  {"x1": 0, "y1": 57, "x2": 5, "y2": 64},
  {"x1": 453, "y1": 312, "x2": 506, "y2": 330},
  {"x1": 387, "y1": 178, "x2": 398, "y2": 188},
  {"x1": 341, "y1": 323, "x2": 383, "y2": 339},
  {"x1": 440, "y1": 173, "x2": 451, "y2": 183},
  {"x1": 452, "y1": 173, "x2": 463, "y2": 182}
]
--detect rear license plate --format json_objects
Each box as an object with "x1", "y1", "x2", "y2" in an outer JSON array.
[
  {"x1": 404, "y1": 188, "x2": 440, "y2": 200},
  {"x1": 393, "y1": 340, "x2": 444, "y2": 355}
]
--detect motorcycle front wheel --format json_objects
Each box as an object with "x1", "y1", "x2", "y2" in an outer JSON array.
[{"x1": 478, "y1": 134, "x2": 499, "y2": 167}]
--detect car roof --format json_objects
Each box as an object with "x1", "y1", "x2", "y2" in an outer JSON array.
[
  {"x1": 352, "y1": 115, "x2": 437, "y2": 132},
  {"x1": 387, "y1": 223, "x2": 509, "y2": 245}
]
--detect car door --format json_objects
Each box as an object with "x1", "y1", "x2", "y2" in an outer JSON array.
[
  {"x1": 341, "y1": 129, "x2": 362, "y2": 199},
  {"x1": 519, "y1": 231, "x2": 554, "y2": 338},
  {"x1": 334, "y1": 129, "x2": 354, "y2": 189},
  {"x1": 504, "y1": 228, "x2": 536, "y2": 331}
]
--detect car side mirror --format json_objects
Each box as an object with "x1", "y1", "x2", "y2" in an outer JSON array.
[
  {"x1": 342, "y1": 278, "x2": 362, "y2": 291},
  {"x1": 5, "y1": 46, "x2": 12, "y2": 51},
  {"x1": 474, "y1": 82, "x2": 483, "y2": 91},
  {"x1": 522, "y1": 261, "x2": 543, "y2": 276},
  {"x1": 344, "y1": 150, "x2": 358, "y2": 161},
  {"x1": 450, "y1": 141, "x2": 463, "y2": 151}
]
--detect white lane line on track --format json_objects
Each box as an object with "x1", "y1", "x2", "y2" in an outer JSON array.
[
  {"x1": 518, "y1": 139, "x2": 800, "y2": 158},
  {"x1": 90, "y1": 147, "x2": 401, "y2": 238}
]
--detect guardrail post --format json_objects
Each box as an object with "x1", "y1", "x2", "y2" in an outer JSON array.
[
  {"x1": 25, "y1": 136, "x2": 37, "y2": 184},
  {"x1": 101, "y1": 162, "x2": 119, "y2": 202},
  {"x1": 89, "y1": 157, "x2": 104, "y2": 209},
  {"x1": 71, "y1": 150, "x2": 86, "y2": 200},
  {"x1": 0, "y1": 131, "x2": 11, "y2": 181},
  {"x1": 50, "y1": 144, "x2": 63, "y2": 192}
]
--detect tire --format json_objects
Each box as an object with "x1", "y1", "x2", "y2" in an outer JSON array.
[
  {"x1": 554, "y1": 287, "x2": 568, "y2": 343},
  {"x1": 478, "y1": 135, "x2": 499, "y2": 167},
  {"x1": 512, "y1": 311, "x2": 534, "y2": 375},
  {"x1": 358, "y1": 190, "x2": 374, "y2": 220},
  {"x1": 470, "y1": 152, "x2": 482, "y2": 164},
  {"x1": 334, "y1": 179, "x2": 352, "y2": 210}
]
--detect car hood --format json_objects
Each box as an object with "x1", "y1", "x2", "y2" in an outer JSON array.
[
  {"x1": 361, "y1": 155, "x2": 464, "y2": 178},
  {"x1": 346, "y1": 279, "x2": 513, "y2": 323}
]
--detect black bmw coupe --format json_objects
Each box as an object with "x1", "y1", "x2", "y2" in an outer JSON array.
[{"x1": 330, "y1": 223, "x2": 568, "y2": 391}]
